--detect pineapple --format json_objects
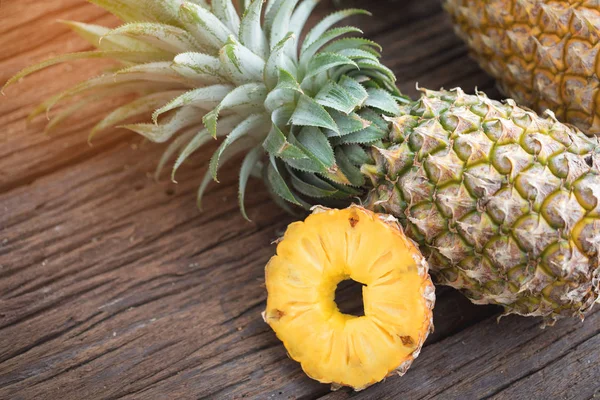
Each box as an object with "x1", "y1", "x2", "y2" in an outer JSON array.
[
  {"x1": 365, "y1": 88, "x2": 600, "y2": 322},
  {"x1": 264, "y1": 205, "x2": 435, "y2": 390},
  {"x1": 444, "y1": 0, "x2": 600, "y2": 135},
  {"x1": 5, "y1": 0, "x2": 600, "y2": 327}
]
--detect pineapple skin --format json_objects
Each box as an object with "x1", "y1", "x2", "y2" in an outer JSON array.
[
  {"x1": 445, "y1": 0, "x2": 600, "y2": 135},
  {"x1": 364, "y1": 88, "x2": 600, "y2": 322},
  {"x1": 264, "y1": 205, "x2": 435, "y2": 390}
]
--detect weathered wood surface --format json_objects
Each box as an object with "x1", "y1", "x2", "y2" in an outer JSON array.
[{"x1": 0, "y1": 0, "x2": 598, "y2": 399}]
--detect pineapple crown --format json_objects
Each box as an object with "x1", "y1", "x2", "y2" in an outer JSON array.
[{"x1": 4, "y1": 0, "x2": 407, "y2": 219}]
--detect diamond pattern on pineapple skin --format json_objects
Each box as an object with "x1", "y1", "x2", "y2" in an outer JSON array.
[
  {"x1": 534, "y1": 71, "x2": 563, "y2": 107},
  {"x1": 522, "y1": 131, "x2": 564, "y2": 161},
  {"x1": 534, "y1": 35, "x2": 568, "y2": 72},
  {"x1": 565, "y1": 40, "x2": 599, "y2": 76},
  {"x1": 548, "y1": 152, "x2": 591, "y2": 187},
  {"x1": 435, "y1": 183, "x2": 477, "y2": 221},
  {"x1": 453, "y1": 130, "x2": 494, "y2": 166},
  {"x1": 366, "y1": 89, "x2": 600, "y2": 321},
  {"x1": 463, "y1": 163, "x2": 504, "y2": 200},
  {"x1": 445, "y1": 0, "x2": 600, "y2": 134},
  {"x1": 514, "y1": 164, "x2": 561, "y2": 209},
  {"x1": 572, "y1": 8, "x2": 600, "y2": 41},
  {"x1": 434, "y1": 232, "x2": 472, "y2": 264},
  {"x1": 414, "y1": 96, "x2": 450, "y2": 118},
  {"x1": 542, "y1": 240, "x2": 591, "y2": 280},
  {"x1": 407, "y1": 203, "x2": 447, "y2": 242},
  {"x1": 484, "y1": 236, "x2": 527, "y2": 272},
  {"x1": 411, "y1": 119, "x2": 451, "y2": 158},
  {"x1": 374, "y1": 143, "x2": 415, "y2": 180},
  {"x1": 512, "y1": 0, "x2": 539, "y2": 25},
  {"x1": 512, "y1": 214, "x2": 560, "y2": 257},
  {"x1": 447, "y1": 105, "x2": 482, "y2": 134},
  {"x1": 485, "y1": 186, "x2": 530, "y2": 227},
  {"x1": 573, "y1": 217, "x2": 600, "y2": 255},
  {"x1": 399, "y1": 167, "x2": 435, "y2": 206},
  {"x1": 541, "y1": 189, "x2": 587, "y2": 230},
  {"x1": 573, "y1": 173, "x2": 600, "y2": 212},
  {"x1": 492, "y1": 143, "x2": 533, "y2": 180},
  {"x1": 486, "y1": 116, "x2": 524, "y2": 144},
  {"x1": 563, "y1": 75, "x2": 598, "y2": 115},
  {"x1": 506, "y1": 28, "x2": 537, "y2": 61},
  {"x1": 423, "y1": 149, "x2": 464, "y2": 185},
  {"x1": 455, "y1": 211, "x2": 497, "y2": 251},
  {"x1": 458, "y1": 256, "x2": 499, "y2": 284},
  {"x1": 539, "y1": 3, "x2": 573, "y2": 35}
]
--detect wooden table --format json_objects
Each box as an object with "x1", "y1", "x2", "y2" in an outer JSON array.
[{"x1": 1, "y1": 0, "x2": 599, "y2": 399}]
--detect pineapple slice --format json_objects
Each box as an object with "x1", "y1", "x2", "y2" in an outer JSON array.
[{"x1": 264, "y1": 205, "x2": 435, "y2": 390}]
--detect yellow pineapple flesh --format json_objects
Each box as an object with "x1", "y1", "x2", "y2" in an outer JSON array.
[
  {"x1": 445, "y1": 0, "x2": 600, "y2": 134},
  {"x1": 263, "y1": 205, "x2": 435, "y2": 390}
]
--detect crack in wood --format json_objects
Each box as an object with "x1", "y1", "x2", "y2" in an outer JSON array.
[
  {"x1": 0, "y1": 310, "x2": 102, "y2": 368},
  {"x1": 481, "y1": 326, "x2": 600, "y2": 399},
  {"x1": 0, "y1": 279, "x2": 117, "y2": 334}
]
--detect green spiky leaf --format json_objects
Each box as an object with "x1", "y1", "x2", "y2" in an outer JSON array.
[
  {"x1": 289, "y1": 94, "x2": 338, "y2": 133},
  {"x1": 304, "y1": 52, "x2": 357, "y2": 81},
  {"x1": 335, "y1": 147, "x2": 365, "y2": 186},
  {"x1": 220, "y1": 37, "x2": 265, "y2": 84},
  {"x1": 88, "y1": 0, "x2": 182, "y2": 27},
  {"x1": 264, "y1": 32, "x2": 295, "y2": 90},
  {"x1": 269, "y1": 0, "x2": 299, "y2": 50},
  {"x1": 315, "y1": 81, "x2": 364, "y2": 115},
  {"x1": 340, "y1": 143, "x2": 372, "y2": 165},
  {"x1": 152, "y1": 85, "x2": 233, "y2": 123},
  {"x1": 323, "y1": 37, "x2": 381, "y2": 54},
  {"x1": 212, "y1": 0, "x2": 241, "y2": 34},
  {"x1": 288, "y1": 167, "x2": 340, "y2": 198},
  {"x1": 238, "y1": 146, "x2": 264, "y2": 220},
  {"x1": 210, "y1": 114, "x2": 267, "y2": 181},
  {"x1": 203, "y1": 82, "x2": 267, "y2": 137},
  {"x1": 239, "y1": 0, "x2": 268, "y2": 59},
  {"x1": 328, "y1": 110, "x2": 370, "y2": 136},
  {"x1": 263, "y1": 124, "x2": 308, "y2": 159},
  {"x1": 299, "y1": 26, "x2": 362, "y2": 67},
  {"x1": 267, "y1": 155, "x2": 302, "y2": 206},
  {"x1": 301, "y1": 9, "x2": 370, "y2": 53},
  {"x1": 179, "y1": 1, "x2": 233, "y2": 51},
  {"x1": 364, "y1": 87, "x2": 401, "y2": 115},
  {"x1": 106, "y1": 23, "x2": 202, "y2": 53}
]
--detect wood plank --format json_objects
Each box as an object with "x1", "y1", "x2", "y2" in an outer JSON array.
[
  {"x1": 319, "y1": 309, "x2": 600, "y2": 400},
  {"x1": 487, "y1": 329, "x2": 600, "y2": 400},
  {"x1": 3, "y1": 0, "x2": 593, "y2": 399}
]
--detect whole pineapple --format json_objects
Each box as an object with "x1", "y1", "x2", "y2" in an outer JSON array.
[
  {"x1": 365, "y1": 88, "x2": 600, "y2": 322},
  {"x1": 5, "y1": 0, "x2": 599, "y2": 326},
  {"x1": 444, "y1": 0, "x2": 600, "y2": 135}
]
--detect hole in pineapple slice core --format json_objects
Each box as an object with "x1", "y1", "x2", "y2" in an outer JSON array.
[{"x1": 334, "y1": 279, "x2": 365, "y2": 317}]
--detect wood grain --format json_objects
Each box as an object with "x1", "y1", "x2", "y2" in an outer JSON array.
[{"x1": 0, "y1": 0, "x2": 597, "y2": 399}]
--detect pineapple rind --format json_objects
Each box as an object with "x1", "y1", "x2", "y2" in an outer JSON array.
[
  {"x1": 365, "y1": 88, "x2": 600, "y2": 323},
  {"x1": 445, "y1": 0, "x2": 600, "y2": 135}
]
